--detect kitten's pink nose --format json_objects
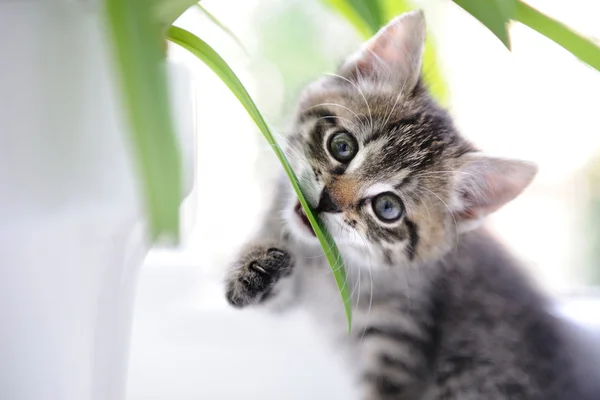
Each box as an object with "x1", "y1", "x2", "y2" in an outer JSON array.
[{"x1": 317, "y1": 190, "x2": 341, "y2": 213}]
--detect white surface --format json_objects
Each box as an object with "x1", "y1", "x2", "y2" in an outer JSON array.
[
  {"x1": 127, "y1": 253, "x2": 357, "y2": 400},
  {"x1": 127, "y1": 253, "x2": 600, "y2": 400}
]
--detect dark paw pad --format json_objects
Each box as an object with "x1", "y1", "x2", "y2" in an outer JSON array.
[{"x1": 225, "y1": 245, "x2": 293, "y2": 308}]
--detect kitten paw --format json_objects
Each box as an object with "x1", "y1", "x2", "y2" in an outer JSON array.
[{"x1": 225, "y1": 244, "x2": 294, "y2": 308}]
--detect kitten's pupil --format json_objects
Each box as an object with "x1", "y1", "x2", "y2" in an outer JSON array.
[
  {"x1": 373, "y1": 193, "x2": 403, "y2": 222},
  {"x1": 338, "y1": 143, "x2": 349, "y2": 156}
]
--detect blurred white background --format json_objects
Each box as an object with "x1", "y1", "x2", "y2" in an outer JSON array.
[{"x1": 127, "y1": 1, "x2": 600, "y2": 398}]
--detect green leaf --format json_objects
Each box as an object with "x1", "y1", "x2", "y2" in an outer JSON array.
[
  {"x1": 104, "y1": 0, "x2": 182, "y2": 241},
  {"x1": 167, "y1": 26, "x2": 353, "y2": 330},
  {"x1": 453, "y1": 0, "x2": 515, "y2": 50},
  {"x1": 513, "y1": 0, "x2": 600, "y2": 72},
  {"x1": 153, "y1": 0, "x2": 199, "y2": 30},
  {"x1": 349, "y1": 0, "x2": 384, "y2": 31},
  {"x1": 195, "y1": 4, "x2": 249, "y2": 55}
]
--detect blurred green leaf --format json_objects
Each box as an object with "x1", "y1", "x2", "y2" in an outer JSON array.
[
  {"x1": 513, "y1": 0, "x2": 600, "y2": 72},
  {"x1": 167, "y1": 26, "x2": 353, "y2": 330},
  {"x1": 381, "y1": 0, "x2": 449, "y2": 105},
  {"x1": 453, "y1": 0, "x2": 514, "y2": 50},
  {"x1": 321, "y1": 0, "x2": 449, "y2": 104},
  {"x1": 195, "y1": 4, "x2": 248, "y2": 55},
  {"x1": 104, "y1": 0, "x2": 182, "y2": 241},
  {"x1": 323, "y1": 0, "x2": 383, "y2": 38}
]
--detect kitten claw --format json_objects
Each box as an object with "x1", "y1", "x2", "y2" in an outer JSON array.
[
  {"x1": 249, "y1": 261, "x2": 267, "y2": 275},
  {"x1": 225, "y1": 244, "x2": 294, "y2": 308}
]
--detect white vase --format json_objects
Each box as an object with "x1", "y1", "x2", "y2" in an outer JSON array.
[{"x1": 0, "y1": 2, "x2": 195, "y2": 399}]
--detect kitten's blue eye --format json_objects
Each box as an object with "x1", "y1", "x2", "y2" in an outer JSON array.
[
  {"x1": 372, "y1": 193, "x2": 403, "y2": 222},
  {"x1": 328, "y1": 132, "x2": 358, "y2": 163}
]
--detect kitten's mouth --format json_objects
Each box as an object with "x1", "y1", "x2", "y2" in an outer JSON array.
[{"x1": 294, "y1": 201, "x2": 316, "y2": 237}]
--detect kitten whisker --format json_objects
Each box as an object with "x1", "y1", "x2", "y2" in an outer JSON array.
[
  {"x1": 350, "y1": 229, "x2": 362, "y2": 309},
  {"x1": 416, "y1": 170, "x2": 477, "y2": 179},
  {"x1": 325, "y1": 72, "x2": 373, "y2": 132},
  {"x1": 411, "y1": 190, "x2": 433, "y2": 242},
  {"x1": 314, "y1": 115, "x2": 362, "y2": 133},
  {"x1": 382, "y1": 87, "x2": 403, "y2": 129},
  {"x1": 354, "y1": 230, "x2": 374, "y2": 345},
  {"x1": 346, "y1": 228, "x2": 362, "y2": 303},
  {"x1": 269, "y1": 136, "x2": 307, "y2": 163},
  {"x1": 382, "y1": 57, "x2": 411, "y2": 129},
  {"x1": 306, "y1": 103, "x2": 367, "y2": 125}
]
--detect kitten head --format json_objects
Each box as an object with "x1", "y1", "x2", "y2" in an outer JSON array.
[{"x1": 283, "y1": 10, "x2": 537, "y2": 268}]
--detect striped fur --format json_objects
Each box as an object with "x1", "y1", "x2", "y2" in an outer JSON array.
[{"x1": 225, "y1": 10, "x2": 600, "y2": 400}]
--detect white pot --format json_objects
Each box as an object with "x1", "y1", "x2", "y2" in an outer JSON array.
[{"x1": 0, "y1": 2, "x2": 195, "y2": 399}]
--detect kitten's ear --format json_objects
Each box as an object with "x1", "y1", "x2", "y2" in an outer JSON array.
[
  {"x1": 339, "y1": 10, "x2": 426, "y2": 90},
  {"x1": 451, "y1": 153, "x2": 538, "y2": 231}
]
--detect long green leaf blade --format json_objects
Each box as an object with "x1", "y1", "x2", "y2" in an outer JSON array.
[
  {"x1": 105, "y1": 0, "x2": 182, "y2": 241},
  {"x1": 513, "y1": 0, "x2": 600, "y2": 72},
  {"x1": 453, "y1": 0, "x2": 514, "y2": 49},
  {"x1": 167, "y1": 26, "x2": 352, "y2": 330}
]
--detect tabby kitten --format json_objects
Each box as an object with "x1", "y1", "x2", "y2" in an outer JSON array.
[{"x1": 225, "y1": 10, "x2": 600, "y2": 400}]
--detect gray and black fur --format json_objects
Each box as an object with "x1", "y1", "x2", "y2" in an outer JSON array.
[{"x1": 225, "y1": 10, "x2": 600, "y2": 400}]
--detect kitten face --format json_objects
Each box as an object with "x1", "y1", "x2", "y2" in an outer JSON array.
[
  {"x1": 282, "y1": 11, "x2": 537, "y2": 269},
  {"x1": 284, "y1": 76, "x2": 470, "y2": 267}
]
